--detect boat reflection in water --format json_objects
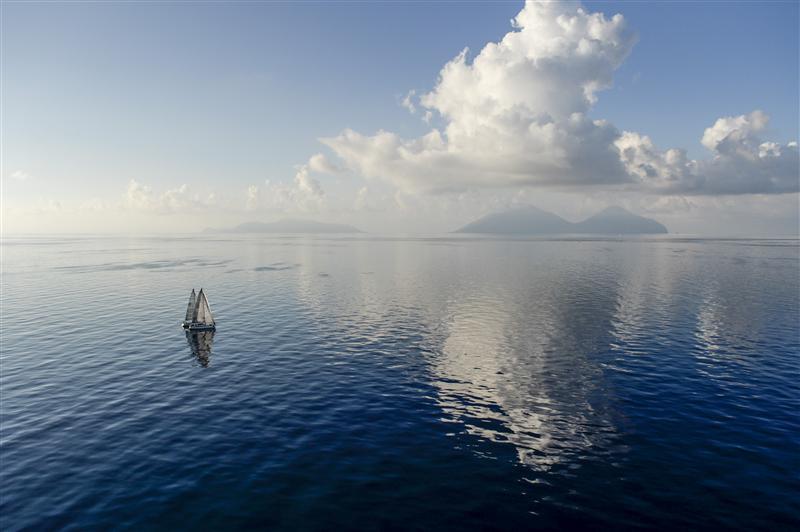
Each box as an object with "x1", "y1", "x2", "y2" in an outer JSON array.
[{"x1": 185, "y1": 330, "x2": 215, "y2": 367}]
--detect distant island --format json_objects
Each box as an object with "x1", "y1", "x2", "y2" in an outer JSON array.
[
  {"x1": 456, "y1": 206, "x2": 668, "y2": 234},
  {"x1": 205, "y1": 219, "x2": 362, "y2": 234}
]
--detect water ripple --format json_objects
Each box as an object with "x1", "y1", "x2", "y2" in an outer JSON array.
[{"x1": 1, "y1": 235, "x2": 798, "y2": 530}]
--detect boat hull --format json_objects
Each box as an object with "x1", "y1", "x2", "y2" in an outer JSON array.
[{"x1": 183, "y1": 322, "x2": 216, "y2": 331}]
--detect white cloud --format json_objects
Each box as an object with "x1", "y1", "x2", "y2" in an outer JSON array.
[
  {"x1": 401, "y1": 90, "x2": 417, "y2": 114},
  {"x1": 308, "y1": 153, "x2": 343, "y2": 174},
  {"x1": 125, "y1": 179, "x2": 154, "y2": 210},
  {"x1": 161, "y1": 184, "x2": 191, "y2": 212},
  {"x1": 321, "y1": 0, "x2": 797, "y2": 197},
  {"x1": 294, "y1": 164, "x2": 324, "y2": 197},
  {"x1": 121, "y1": 155, "x2": 331, "y2": 218},
  {"x1": 247, "y1": 158, "x2": 326, "y2": 213},
  {"x1": 125, "y1": 179, "x2": 215, "y2": 214},
  {"x1": 618, "y1": 111, "x2": 799, "y2": 194},
  {"x1": 246, "y1": 185, "x2": 260, "y2": 210},
  {"x1": 323, "y1": 0, "x2": 636, "y2": 193},
  {"x1": 354, "y1": 186, "x2": 372, "y2": 211},
  {"x1": 43, "y1": 199, "x2": 62, "y2": 212},
  {"x1": 352, "y1": 185, "x2": 401, "y2": 213},
  {"x1": 10, "y1": 170, "x2": 31, "y2": 181},
  {"x1": 79, "y1": 198, "x2": 109, "y2": 212},
  {"x1": 701, "y1": 110, "x2": 769, "y2": 153}
]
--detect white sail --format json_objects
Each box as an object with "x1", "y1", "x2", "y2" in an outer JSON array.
[
  {"x1": 193, "y1": 289, "x2": 204, "y2": 323},
  {"x1": 202, "y1": 291, "x2": 215, "y2": 324},
  {"x1": 184, "y1": 289, "x2": 196, "y2": 323},
  {"x1": 193, "y1": 289, "x2": 215, "y2": 325}
]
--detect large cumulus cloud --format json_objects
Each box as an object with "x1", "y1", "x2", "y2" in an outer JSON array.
[{"x1": 322, "y1": 0, "x2": 797, "y2": 196}]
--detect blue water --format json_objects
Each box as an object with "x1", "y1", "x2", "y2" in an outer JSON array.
[{"x1": 2, "y1": 235, "x2": 799, "y2": 530}]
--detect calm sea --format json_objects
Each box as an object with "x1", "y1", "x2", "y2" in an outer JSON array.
[{"x1": 2, "y1": 235, "x2": 799, "y2": 530}]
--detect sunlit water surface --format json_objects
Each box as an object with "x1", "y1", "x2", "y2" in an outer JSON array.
[{"x1": 2, "y1": 235, "x2": 799, "y2": 530}]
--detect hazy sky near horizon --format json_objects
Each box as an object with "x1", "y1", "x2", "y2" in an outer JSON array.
[{"x1": 3, "y1": 0, "x2": 799, "y2": 235}]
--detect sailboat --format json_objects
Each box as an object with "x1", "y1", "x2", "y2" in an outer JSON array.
[{"x1": 182, "y1": 288, "x2": 216, "y2": 331}]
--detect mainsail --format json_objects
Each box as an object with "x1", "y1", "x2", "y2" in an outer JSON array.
[
  {"x1": 184, "y1": 289, "x2": 197, "y2": 323},
  {"x1": 192, "y1": 289, "x2": 215, "y2": 325}
]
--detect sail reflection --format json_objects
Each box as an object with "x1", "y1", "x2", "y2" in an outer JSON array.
[{"x1": 185, "y1": 330, "x2": 215, "y2": 367}]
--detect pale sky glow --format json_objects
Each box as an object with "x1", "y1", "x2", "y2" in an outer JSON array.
[{"x1": 3, "y1": 0, "x2": 798, "y2": 235}]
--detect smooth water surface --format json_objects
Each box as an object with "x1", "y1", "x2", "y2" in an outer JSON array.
[{"x1": 2, "y1": 235, "x2": 799, "y2": 530}]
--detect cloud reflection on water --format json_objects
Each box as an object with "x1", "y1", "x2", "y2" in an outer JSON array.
[{"x1": 432, "y1": 263, "x2": 622, "y2": 471}]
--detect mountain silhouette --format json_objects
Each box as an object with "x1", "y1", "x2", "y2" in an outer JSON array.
[
  {"x1": 573, "y1": 206, "x2": 668, "y2": 234},
  {"x1": 456, "y1": 205, "x2": 667, "y2": 234}
]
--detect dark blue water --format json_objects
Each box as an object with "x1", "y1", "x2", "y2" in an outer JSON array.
[{"x1": 2, "y1": 235, "x2": 799, "y2": 530}]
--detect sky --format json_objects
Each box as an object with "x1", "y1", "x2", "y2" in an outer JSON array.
[{"x1": 3, "y1": 0, "x2": 798, "y2": 235}]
